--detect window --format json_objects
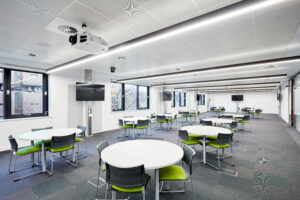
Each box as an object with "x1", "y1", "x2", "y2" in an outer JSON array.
[
  {"x1": 0, "y1": 69, "x2": 3, "y2": 118},
  {"x1": 198, "y1": 94, "x2": 205, "y2": 106},
  {"x1": 111, "y1": 83, "x2": 149, "y2": 111},
  {"x1": 179, "y1": 92, "x2": 186, "y2": 107},
  {"x1": 171, "y1": 92, "x2": 175, "y2": 107},
  {"x1": 138, "y1": 86, "x2": 148, "y2": 109},
  {"x1": 0, "y1": 68, "x2": 48, "y2": 119},
  {"x1": 111, "y1": 83, "x2": 123, "y2": 111},
  {"x1": 125, "y1": 84, "x2": 137, "y2": 110}
]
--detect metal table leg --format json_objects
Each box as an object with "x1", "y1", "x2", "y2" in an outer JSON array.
[
  {"x1": 203, "y1": 136, "x2": 206, "y2": 164},
  {"x1": 155, "y1": 168, "x2": 160, "y2": 200},
  {"x1": 41, "y1": 141, "x2": 46, "y2": 172}
]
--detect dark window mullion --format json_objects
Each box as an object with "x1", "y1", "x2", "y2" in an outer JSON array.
[
  {"x1": 122, "y1": 83, "x2": 125, "y2": 111},
  {"x1": 3, "y1": 69, "x2": 11, "y2": 119}
]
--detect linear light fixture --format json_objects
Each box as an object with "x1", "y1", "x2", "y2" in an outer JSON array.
[
  {"x1": 205, "y1": 89, "x2": 275, "y2": 93},
  {"x1": 175, "y1": 82, "x2": 280, "y2": 90},
  {"x1": 46, "y1": 0, "x2": 285, "y2": 74},
  {"x1": 152, "y1": 74, "x2": 287, "y2": 87},
  {"x1": 118, "y1": 55, "x2": 299, "y2": 82},
  {"x1": 189, "y1": 86, "x2": 277, "y2": 92}
]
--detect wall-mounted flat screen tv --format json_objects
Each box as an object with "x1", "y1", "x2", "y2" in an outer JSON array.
[
  {"x1": 76, "y1": 82, "x2": 105, "y2": 101},
  {"x1": 163, "y1": 91, "x2": 172, "y2": 101},
  {"x1": 232, "y1": 95, "x2": 243, "y2": 101},
  {"x1": 196, "y1": 94, "x2": 201, "y2": 101}
]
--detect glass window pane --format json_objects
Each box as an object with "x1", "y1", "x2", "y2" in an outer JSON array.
[
  {"x1": 111, "y1": 83, "x2": 123, "y2": 110},
  {"x1": 180, "y1": 92, "x2": 185, "y2": 106},
  {"x1": 138, "y1": 86, "x2": 147, "y2": 108},
  {"x1": 0, "y1": 69, "x2": 3, "y2": 118},
  {"x1": 175, "y1": 92, "x2": 179, "y2": 107},
  {"x1": 125, "y1": 84, "x2": 137, "y2": 110},
  {"x1": 11, "y1": 70, "x2": 43, "y2": 115}
]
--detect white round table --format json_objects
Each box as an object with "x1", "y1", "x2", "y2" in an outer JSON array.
[
  {"x1": 121, "y1": 117, "x2": 149, "y2": 124},
  {"x1": 156, "y1": 113, "x2": 176, "y2": 119},
  {"x1": 202, "y1": 118, "x2": 233, "y2": 126},
  {"x1": 101, "y1": 140, "x2": 183, "y2": 200},
  {"x1": 19, "y1": 128, "x2": 82, "y2": 173},
  {"x1": 221, "y1": 114, "x2": 244, "y2": 119},
  {"x1": 181, "y1": 125, "x2": 231, "y2": 164}
]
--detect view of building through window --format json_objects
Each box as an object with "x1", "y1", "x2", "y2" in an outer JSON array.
[
  {"x1": 111, "y1": 83, "x2": 123, "y2": 111},
  {"x1": 125, "y1": 84, "x2": 137, "y2": 110},
  {"x1": 11, "y1": 70, "x2": 43, "y2": 116},
  {"x1": 138, "y1": 86, "x2": 147, "y2": 108},
  {"x1": 0, "y1": 69, "x2": 3, "y2": 118}
]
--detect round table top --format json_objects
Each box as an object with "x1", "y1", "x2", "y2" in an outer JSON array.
[
  {"x1": 181, "y1": 125, "x2": 231, "y2": 136},
  {"x1": 121, "y1": 117, "x2": 149, "y2": 122},
  {"x1": 202, "y1": 118, "x2": 233, "y2": 124},
  {"x1": 19, "y1": 128, "x2": 82, "y2": 141},
  {"x1": 101, "y1": 140, "x2": 183, "y2": 170},
  {"x1": 156, "y1": 113, "x2": 176, "y2": 118},
  {"x1": 222, "y1": 114, "x2": 244, "y2": 118}
]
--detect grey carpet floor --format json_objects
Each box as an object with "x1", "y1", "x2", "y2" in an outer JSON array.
[{"x1": 0, "y1": 113, "x2": 300, "y2": 200}]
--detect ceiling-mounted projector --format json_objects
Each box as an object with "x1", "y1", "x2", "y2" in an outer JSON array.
[{"x1": 69, "y1": 24, "x2": 108, "y2": 54}]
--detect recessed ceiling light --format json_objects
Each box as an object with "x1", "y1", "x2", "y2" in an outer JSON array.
[{"x1": 28, "y1": 53, "x2": 36, "y2": 57}]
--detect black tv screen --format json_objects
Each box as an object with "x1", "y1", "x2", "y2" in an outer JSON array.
[
  {"x1": 232, "y1": 95, "x2": 243, "y2": 101},
  {"x1": 163, "y1": 91, "x2": 172, "y2": 101},
  {"x1": 196, "y1": 94, "x2": 201, "y2": 101},
  {"x1": 76, "y1": 82, "x2": 105, "y2": 101}
]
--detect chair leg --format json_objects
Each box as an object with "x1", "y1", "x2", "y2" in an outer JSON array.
[
  {"x1": 112, "y1": 190, "x2": 117, "y2": 200},
  {"x1": 142, "y1": 187, "x2": 146, "y2": 200},
  {"x1": 8, "y1": 152, "x2": 13, "y2": 173},
  {"x1": 51, "y1": 153, "x2": 54, "y2": 175},
  {"x1": 95, "y1": 166, "x2": 101, "y2": 199}
]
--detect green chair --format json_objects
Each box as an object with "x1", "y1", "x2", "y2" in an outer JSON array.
[
  {"x1": 8, "y1": 135, "x2": 42, "y2": 181},
  {"x1": 118, "y1": 119, "x2": 133, "y2": 140},
  {"x1": 159, "y1": 144, "x2": 196, "y2": 199},
  {"x1": 75, "y1": 125, "x2": 88, "y2": 159},
  {"x1": 106, "y1": 164, "x2": 150, "y2": 200},
  {"x1": 178, "y1": 130, "x2": 202, "y2": 147},
  {"x1": 33, "y1": 126, "x2": 53, "y2": 147},
  {"x1": 168, "y1": 114, "x2": 177, "y2": 129},
  {"x1": 47, "y1": 133, "x2": 77, "y2": 175},
  {"x1": 156, "y1": 115, "x2": 167, "y2": 129},
  {"x1": 206, "y1": 133, "x2": 237, "y2": 175},
  {"x1": 255, "y1": 109, "x2": 263, "y2": 118},
  {"x1": 136, "y1": 119, "x2": 150, "y2": 138},
  {"x1": 239, "y1": 115, "x2": 251, "y2": 131},
  {"x1": 182, "y1": 111, "x2": 190, "y2": 124}
]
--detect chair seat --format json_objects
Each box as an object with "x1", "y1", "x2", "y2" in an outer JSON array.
[
  {"x1": 190, "y1": 114, "x2": 198, "y2": 117},
  {"x1": 239, "y1": 120, "x2": 248, "y2": 123},
  {"x1": 230, "y1": 128, "x2": 237, "y2": 132},
  {"x1": 189, "y1": 134, "x2": 203, "y2": 140},
  {"x1": 158, "y1": 120, "x2": 167, "y2": 123},
  {"x1": 35, "y1": 140, "x2": 51, "y2": 147},
  {"x1": 181, "y1": 138, "x2": 201, "y2": 145},
  {"x1": 75, "y1": 138, "x2": 84, "y2": 142},
  {"x1": 169, "y1": 119, "x2": 176, "y2": 122},
  {"x1": 122, "y1": 125, "x2": 133, "y2": 129},
  {"x1": 112, "y1": 174, "x2": 150, "y2": 193},
  {"x1": 207, "y1": 141, "x2": 229, "y2": 149},
  {"x1": 48, "y1": 145, "x2": 73, "y2": 153},
  {"x1": 136, "y1": 126, "x2": 148, "y2": 129},
  {"x1": 159, "y1": 165, "x2": 187, "y2": 181},
  {"x1": 17, "y1": 146, "x2": 41, "y2": 156},
  {"x1": 206, "y1": 136, "x2": 217, "y2": 141}
]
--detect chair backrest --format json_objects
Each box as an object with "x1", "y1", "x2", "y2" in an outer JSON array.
[
  {"x1": 243, "y1": 115, "x2": 250, "y2": 121},
  {"x1": 210, "y1": 107, "x2": 215, "y2": 111},
  {"x1": 217, "y1": 133, "x2": 232, "y2": 146},
  {"x1": 77, "y1": 125, "x2": 86, "y2": 137},
  {"x1": 8, "y1": 135, "x2": 18, "y2": 152},
  {"x1": 173, "y1": 114, "x2": 177, "y2": 120},
  {"x1": 182, "y1": 111, "x2": 189, "y2": 117},
  {"x1": 119, "y1": 119, "x2": 124, "y2": 127},
  {"x1": 150, "y1": 113, "x2": 156, "y2": 119},
  {"x1": 178, "y1": 110, "x2": 183, "y2": 114},
  {"x1": 97, "y1": 140, "x2": 109, "y2": 166},
  {"x1": 137, "y1": 119, "x2": 149, "y2": 127},
  {"x1": 51, "y1": 133, "x2": 75, "y2": 149},
  {"x1": 231, "y1": 121, "x2": 238, "y2": 129},
  {"x1": 178, "y1": 130, "x2": 189, "y2": 141},
  {"x1": 106, "y1": 164, "x2": 146, "y2": 188},
  {"x1": 223, "y1": 115, "x2": 232, "y2": 119},
  {"x1": 32, "y1": 126, "x2": 53, "y2": 132},
  {"x1": 156, "y1": 115, "x2": 166, "y2": 121},
  {"x1": 182, "y1": 144, "x2": 196, "y2": 175},
  {"x1": 202, "y1": 120, "x2": 213, "y2": 126}
]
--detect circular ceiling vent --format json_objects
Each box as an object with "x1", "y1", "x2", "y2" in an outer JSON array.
[{"x1": 58, "y1": 25, "x2": 78, "y2": 34}]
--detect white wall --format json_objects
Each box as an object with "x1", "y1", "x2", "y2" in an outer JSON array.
[
  {"x1": 208, "y1": 92, "x2": 279, "y2": 114},
  {"x1": 0, "y1": 70, "x2": 83, "y2": 151},
  {"x1": 280, "y1": 83, "x2": 289, "y2": 123}
]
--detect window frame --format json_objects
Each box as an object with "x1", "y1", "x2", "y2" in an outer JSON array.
[
  {"x1": 111, "y1": 82, "x2": 150, "y2": 111},
  {"x1": 198, "y1": 94, "x2": 206, "y2": 106},
  {"x1": 179, "y1": 92, "x2": 186, "y2": 107},
  {"x1": 0, "y1": 68, "x2": 49, "y2": 119}
]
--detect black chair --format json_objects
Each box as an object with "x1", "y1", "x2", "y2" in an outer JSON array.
[
  {"x1": 94, "y1": 140, "x2": 109, "y2": 199},
  {"x1": 8, "y1": 135, "x2": 42, "y2": 181},
  {"x1": 75, "y1": 125, "x2": 88, "y2": 159},
  {"x1": 106, "y1": 164, "x2": 150, "y2": 200},
  {"x1": 47, "y1": 133, "x2": 77, "y2": 175},
  {"x1": 156, "y1": 115, "x2": 167, "y2": 129},
  {"x1": 239, "y1": 115, "x2": 251, "y2": 131},
  {"x1": 202, "y1": 120, "x2": 213, "y2": 126},
  {"x1": 159, "y1": 144, "x2": 196, "y2": 199}
]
